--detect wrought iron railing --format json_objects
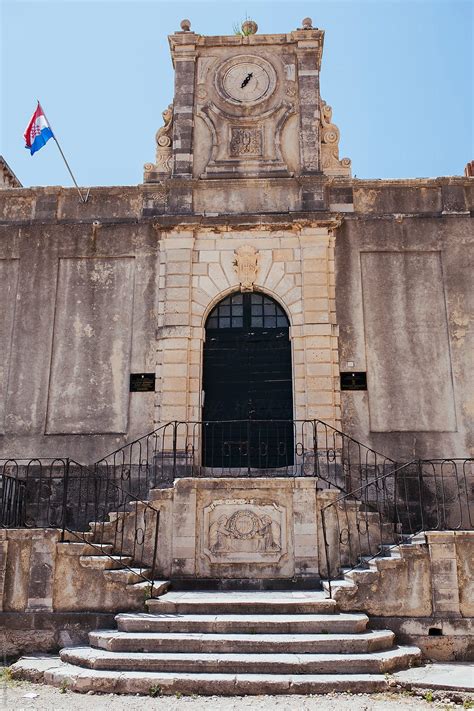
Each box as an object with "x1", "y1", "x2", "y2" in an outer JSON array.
[
  {"x1": 0, "y1": 457, "x2": 161, "y2": 591},
  {"x1": 2, "y1": 428, "x2": 471, "y2": 597},
  {"x1": 321, "y1": 458, "x2": 474, "y2": 595},
  {"x1": 0, "y1": 458, "x2": 78, "y2": 529},
  {"x1": 95, "y1": 419, "x2": 396, "y2": 493},
  {"x1": 63, "y1": 466, "x2": 161, "y2": 591}
]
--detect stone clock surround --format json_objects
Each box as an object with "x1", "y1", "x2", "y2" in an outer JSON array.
[
  {"x1": 168, "y1": 27, "x2": 325, "y2": 183},
  {"x1": 144, "y1": 25, "x2": 351, "y2": 214}
]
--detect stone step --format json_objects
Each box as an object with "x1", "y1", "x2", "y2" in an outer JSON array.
[
  {"x1": 41, "y1": 661, "x2": 391, "y2": 695},
  {"x1": 322, "y1": 579, "x2": 356, "y2": 594},
  {"x1": 129, "y1": 580, "x2": 170, "y2": 597},
  {"x1": 79, "y1": 555, "x2": 133, "y2": 570},
  {"x1": 61, "y1": 530, "x2": 95, "y2": 543},
  {"x1": 146, "y1": 591, "x2": 337, "y2": 615},
  {"x1": 90, "y1": 628, "x2": 395, "y2": 654},
  {"x1": 103, "y1": 567, "x2": 151, "y2": 584},
  {"x1": 60, "y1": 645, "x2": 422, "y2": 675},
  {"x1": 116, "y1": 612, "x2": 369, "y2": 634},
  {"x1": 57, "y1": 541, "x2": 114, "y2": 555}
]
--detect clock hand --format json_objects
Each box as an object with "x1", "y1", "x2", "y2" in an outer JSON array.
[{"x1": 240, "y1": 72, "x2": 253, "y2": 88}]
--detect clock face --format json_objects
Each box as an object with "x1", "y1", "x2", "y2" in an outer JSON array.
[
  {"x1": 223, "y1": 62, "x2": 270, "y2": 103},
  {"x1": 216, "y1": 56, "x2": 276, "y2": 106}
]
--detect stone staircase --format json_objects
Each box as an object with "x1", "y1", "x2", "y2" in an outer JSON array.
[
  {"x1": 12, "y1": 590, "x2": 422, "y2": 695},
  {"x1": 322, "y1": 534, "x2": 430, "y2": 614},
  {"x1": 61, "y1": 530, "x2": 168, "y2": 595}
]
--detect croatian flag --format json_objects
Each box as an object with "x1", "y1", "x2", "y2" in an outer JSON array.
[{"x1": 24, "y1": 102, "x2": 54, "y2": 155}]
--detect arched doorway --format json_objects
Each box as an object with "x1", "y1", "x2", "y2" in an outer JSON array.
[{"x1": 202, "y1": 291, "x2": 293, "y2": 469}]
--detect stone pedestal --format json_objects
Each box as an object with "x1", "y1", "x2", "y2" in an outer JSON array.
[{"x1": 152, "y1": 477, "x2": 320, "y2": 581}]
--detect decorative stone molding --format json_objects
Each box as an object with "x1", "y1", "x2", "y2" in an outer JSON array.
[
  {"x1": 143, "y1": 103, "x2": 173, "y2": 181},
  {"x1": 233, "y1": 245, "x2": 259, "y2": 291},
  {"x1": 320, "y1": 100, "x2": 351, "y2": 177}
]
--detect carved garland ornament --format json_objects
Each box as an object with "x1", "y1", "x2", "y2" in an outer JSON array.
[
  {"x1": 320, "y1": 100, "x2": 351, "y2": 177},
  {"x1": 233, "y1": 245, "x2": 259, "y2": 291},
  {"x1": 209, "y1": 510, "x2": 281, "y2": 556}
]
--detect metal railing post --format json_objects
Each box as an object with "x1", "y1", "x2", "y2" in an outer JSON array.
[
  {"x1": 172, "y1": 421, "x2": 178, "y2": 478},
  {"x1": 60, "y1": 458, "x2": 70, "y2": 542}
]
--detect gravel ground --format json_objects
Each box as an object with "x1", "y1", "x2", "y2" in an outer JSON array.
[{"x1": 1, "y1": 674, "x2": 473, "y2": 711}]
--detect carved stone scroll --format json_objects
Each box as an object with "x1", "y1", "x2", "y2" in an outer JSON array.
[
  {"x1": 233, "y1": 245, "x2": 259, "y2": 291},
  {"x1": 143, "y1": 103, "x2": 174, "y2": 181},
  {"x1": 320, "y1": 100, "x2": 351, "y2": 177}
]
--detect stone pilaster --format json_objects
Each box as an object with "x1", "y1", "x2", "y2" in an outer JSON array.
[
  {"x1": 156, "y1": 231, "x2": 195, "y2": 425},
  {"x1": 292, "y1": 28, "x2": 324, "y2": 174},
  {"x1": 427, "y1": 531, "x2": 462, "y2": 617},
  {"x1": 25, "y1": 530, "x2": 58, "y2": 612},
  {"x1": 169, "y1": 33, "x2": 197, "y2": 178},
  {"x1": 295, "y1": 225, "x2": 341, "y2": 428},
  {"x1": 168, "y1": 30, "x2": 198, "y2": 213}
]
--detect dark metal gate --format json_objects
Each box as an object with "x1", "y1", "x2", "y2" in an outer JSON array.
[{"x1": 202, "y1": 292, "x2": 293, "y2": 468}]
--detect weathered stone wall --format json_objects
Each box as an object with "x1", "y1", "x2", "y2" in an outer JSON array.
[
  {"x1": 0, "y1": 529, "x2": 149, "y2": 614},
  {"x1": 336, "y1": 179, "x2": 473, "y2": 460},
  {"x1": 0, "y1": 528, "x2": 151, "y2": 656},
  {"x1": 0, "y1": 177, "x2": 472, "y2": 465},
  {"x1": 0, "y1": 191, "x2": 158, "y2": 462}
]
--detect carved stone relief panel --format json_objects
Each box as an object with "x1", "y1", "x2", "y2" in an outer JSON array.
[
  {"x1": 230, "y1": 127, "x2": 263, "y2": 157},
  {"x1": 202, "y1": 499, "x2": 287, "y2": 564}
]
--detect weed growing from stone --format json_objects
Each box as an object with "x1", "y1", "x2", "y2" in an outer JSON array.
[
  {"x1": 424, "y1": 690, "x2": 434, "y2": 702},
  {"x1": 0, "y1": 668, "x2": 14, "y2": 685},
  {"x1": 149, "y1": 684, "x2": 162, "y2": 697}
]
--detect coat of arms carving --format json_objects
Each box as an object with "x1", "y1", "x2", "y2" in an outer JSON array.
[
  {"x1": 233, "y1": 245, "x2": 259, "y2": 292},
  {"x1": 202, "y1": 499, "x2": 287, "y2": 564}
]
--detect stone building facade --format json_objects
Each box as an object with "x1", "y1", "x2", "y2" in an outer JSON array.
[
  {"x1": 0, "y1": 19, "x2": 472, "y2": 464},
  {"x1": 1, "y1": 20, "x2": 473, "y2": 670}
]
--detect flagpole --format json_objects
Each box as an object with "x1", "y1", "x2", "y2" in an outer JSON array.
[{"x1": 38, "y1": 101, "x2": 90, "y2": 204}]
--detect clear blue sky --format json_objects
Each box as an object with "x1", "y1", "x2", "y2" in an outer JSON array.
[{"x1": 1, "y1": 0, "x2": 472, "y2": 187}]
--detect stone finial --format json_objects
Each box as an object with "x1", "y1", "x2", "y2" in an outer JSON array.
[
  {"x1": 302, "y1": 17, "x2": 313, "y2": 29},
  {"x1": 241, "y1": 19, "x2": 258, "y2": 35},
  {"x1": 180, "y1": 18, "x2": 191, "y2": 32}
]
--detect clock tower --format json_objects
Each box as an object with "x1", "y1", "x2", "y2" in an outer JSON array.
[{"x1": 144, "y1": 18, "x2": 350, "y2": 213}]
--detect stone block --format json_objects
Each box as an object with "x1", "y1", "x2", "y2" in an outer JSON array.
[
  {"x1": 165, "y1": 287, "x2": 190, "y2": 301},
  {"x1": 165, "y1": 249, "x2": 192, "y2": 262},
  {"x1": 165, "y1": 261, "x2": 192, "y2": 275},
  {"x1": 208, "y1": 263, "x2": 231, "y2": 292},
  {"x1": 263, "y1": 263, "x2": 286, "y2": 290},
  {"x1": 163, "y1": 313, "x2": 190, "y2": 326},
  {"x1": 273, "y1": 249, "x2": 294, "y2": 262}
]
